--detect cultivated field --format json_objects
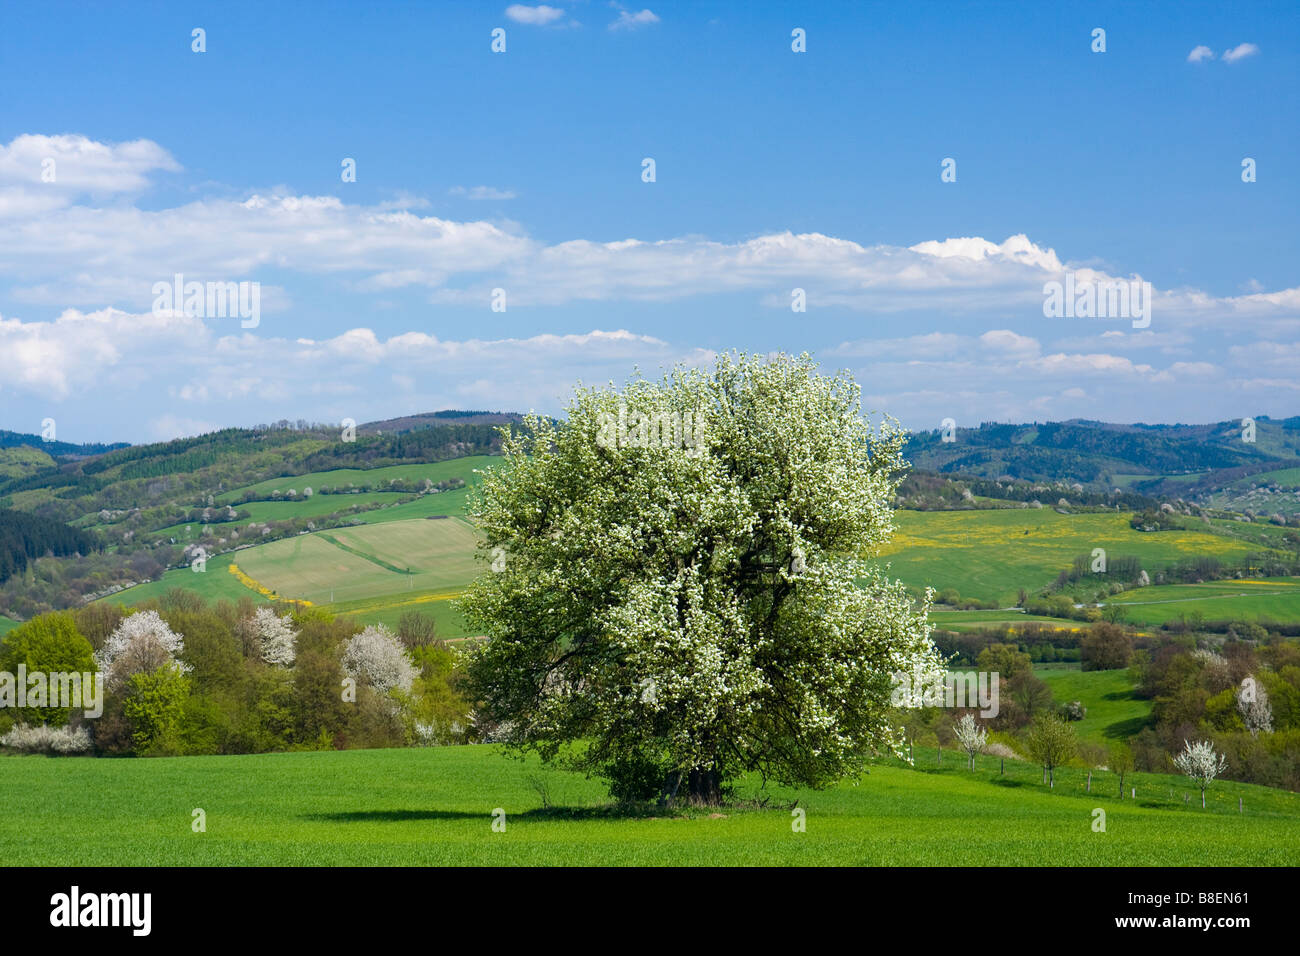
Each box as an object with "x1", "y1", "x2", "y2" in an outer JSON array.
[
  {"x1": 0, "y1": 745, "x2": 1294, "y2": 865},
  {"x1": 875, "y1": 509, "x2": 1260, "y2": 605},
  {"x1": 234, "y1": 517, "x2": 480, "y2": 605}
]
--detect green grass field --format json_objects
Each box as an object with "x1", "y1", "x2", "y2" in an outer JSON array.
[
  {"x1": 930, "y1": 610, "x2": 1072, "y2": 631},
  {"x1": 875, "y1": 509, "x2": 1263, "y2": 606},
  {"x1": 1035, "y1": 666, "x2": 1153, "y2": 745},
  {"x1": 0, "y1": 745, "x2": 1293, "y2": 865},
  {"x1": 1106, "y1": 578, "x2": 1300, "y2": 626},
  {"x1": 100, "y1": 560, "x2": 275, "y2": 609},
  {"x1": 215, "y1": 456, "x2": 497, "y2": 504},
  {"x1": 0, "y1": 615, "x2": 18, "y2": 637}
]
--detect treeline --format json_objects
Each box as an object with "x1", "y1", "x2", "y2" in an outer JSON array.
[
  {"x1": 0, "y1": 592, "x2": 475, "y2": 757},
  {"x1": 904, "y1": 419, "x2": 1280, "y2": 483},
  {"x1": 0, "y1": 510, "x2": 98, "y2": 583}
]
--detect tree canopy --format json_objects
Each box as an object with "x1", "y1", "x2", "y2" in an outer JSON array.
[{"x1": 461, "y1": 352, "x2": 942, "y2": 803}]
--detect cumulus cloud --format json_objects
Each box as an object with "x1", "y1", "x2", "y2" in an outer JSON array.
[
  {"x1": 1, "y1": 132, "x2": 1297, "y2": 435},
  {"x1": 1222, "y1": 43, "x2": 1260, "y2": 63},
  {"x1": 0, "y1": 134, "x2": 179, "y2": 195},
  {"x1": 1187, "y1": 45, "x2": 1215, "y2": 63}
]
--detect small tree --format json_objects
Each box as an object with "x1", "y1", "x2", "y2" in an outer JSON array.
[
  {"x1": 342, "y1": 624, "x2": 418, "y2": 696},
  {"x1": 251, "y1": 607, "x2": 297, "y2": 667},
  {"x1": 1081, "y1": 622, "x2": 1132, "y2": 670},
  {"x1": 1109, "y1": 741, "x2": 1134, "y2": 798},
  {"x1": 397, "y1": 611, "x2": 438, "y2": 650},
  {"x1": 1026, "y1": 713, "x2": 1076, "y2": 788},
  {"x1": 96, "y1": 611, "x2": 191, "y2": 691},
  {"x1": 1235, "y1": 676, "x2": 1273, "y2": 737},
  {"x1": 952, "y1": 714, "x2": 987, "y2": 770},
  {"x1": 1173, "y1": 739, "x2": 1228, "y2": 808}
]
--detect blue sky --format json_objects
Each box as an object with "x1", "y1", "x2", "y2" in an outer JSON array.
[{"x1": 1, "y1": 0, "x2": 1297, "y2": 443}]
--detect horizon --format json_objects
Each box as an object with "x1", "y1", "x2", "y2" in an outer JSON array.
[
  {"x1": 1, "y1": 1, "x2": 1297, "y2": 441},
  {"x1": 6, "y1": 407, "x2": 1299, "y2": 450}
]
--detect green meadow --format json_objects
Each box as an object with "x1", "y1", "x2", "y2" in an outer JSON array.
[
  {"x1": 1034, "y1": 666, "x2": 1153, "y2": 745},
  {"x1": 0, "y1": 745, "x2": 1293, "y2": 866},
  {"x1": 875, "y1": 509, "x2": 1261, "y2": 606},
  {"x1": 214, "y1": 456, "x2": 497, "y2": 504},
  {"x1": 1106, "y1": 578, "x2": 1300, "y2": 626}
]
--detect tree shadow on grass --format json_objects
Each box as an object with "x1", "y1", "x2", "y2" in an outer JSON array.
[
  {"x1": 990, "y1": 778, "x2": 1027, "y2": 788},
  {"x1": 1102, "y1": 716, "x2": 1151, "y2": 739},
  {"x1": 305, "y1": 802, "x2": 760, "y2": 825}
]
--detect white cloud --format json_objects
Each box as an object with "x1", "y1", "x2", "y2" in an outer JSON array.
[
  {"x1": 1187, "y1": 45, "x2": 1215, "y2": 63},
  {"x1": 449, "y1": 185, "x2": 518, "y2": 200},
  {"x1": 0, "y1": 134, "x2": 178, "y2": 198},
  {"x1": 505, "y1": 4, "x2": 567, "y2": 25},
  {"x1": 609, "y1": 7, "x2": 659, "y2": 31},
  {"x1": 1222, "y1": 43, "x2": 1260, "y2": 63}
]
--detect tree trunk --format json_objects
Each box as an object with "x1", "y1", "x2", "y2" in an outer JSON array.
[
  {"x1": 687, "y1": 766, "x2": 721, "y2": 805},
  {"x1": 1201, "y1": 786, "x2": 1206, "y2": 809},
  {"x1": 1049, "y1": 766, "x2": 1054, "y2": 788}
]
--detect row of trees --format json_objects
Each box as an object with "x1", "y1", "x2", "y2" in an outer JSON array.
[
  {"x1": 949, "y1": 712, "x2": 1228, "y2": 806},
  {"x1": 0, "y1": 592, "x2": 473, "y2": 757}
]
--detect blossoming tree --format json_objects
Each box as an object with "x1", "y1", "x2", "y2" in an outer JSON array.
[{"x1": 460, "y1": 352, "x2": 942, "y2": 804}]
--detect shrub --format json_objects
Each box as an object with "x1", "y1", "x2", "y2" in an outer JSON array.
[{"x1": 0, "y1": 722, "x2": 92, "y2": 754}]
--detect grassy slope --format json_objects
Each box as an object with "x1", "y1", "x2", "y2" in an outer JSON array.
[
  {"x1": 214, "y1": 457, "x2": 497, "y2": 504},
  {"x1": 1035, "y1": 666, "x2": 1153, "y2": 744},
  {"x1": 0, "y1": 446, "x2": 56, "y2": 479},
  {"x1": 1105, "y1": 578, "x2": 1300, "y2": 625},
  {"x1": 100, "y1": 561, "x2": 274, "y2": 609},
  {"x1": 875, "y1": 509, "x2": 1262, "y2": 605},
  {"x1": 0, "y1": 745, "x2": 1293, "y2": 865},
  {"x1": 0, "y1": 615, "x2": 18, "y2": 637}
]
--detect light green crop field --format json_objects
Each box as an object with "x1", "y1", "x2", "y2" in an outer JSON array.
[
  {"x1": 235, "y1": 517, "x2": 481, "y2": 605},
  {"x1": 0, "y1": 745, "x2": 1294, "y2": 865},
  {"x1": 0, "y1": 615, "x2": 19, "y2": 637},
  {"x1": 1104, "y1": 578, "x2": 1300, "y2": 626},
  {"x1": 1035, "y1": 666, "x2": 1153, "y2": 745},
  {"x1": 874, "y1": 509, "x2": 1262, "y2": 606},
  {"x1": 99, "y1": 560, "x2": 275, "y2": 609},
  {"x1": 216, "y1": 456, "x2": 497, "y2": 504}
]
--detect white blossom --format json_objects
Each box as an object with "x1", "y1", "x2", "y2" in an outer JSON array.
[
  {"x1": 96, "y1": 610, "x2": 191, "y2": 689},
  {"x1": 0, "y1": 723, "x2": 92, "y2": 754},
  {"x1": 1173, "y1": 739, "x2": 1229, "y2": 808},
  {"x1": 252, "y1": 606, "x2": 297, "y2": 666},
  {"x1": 342, "y1": 624, "x2": 418, "y2": 695},
  {"x1": 952, "y1": 713, "x2": 988, "y2": 769},
  {"x1": 1236, "y1": 676, "x2": 1273, "y2": 736}
]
